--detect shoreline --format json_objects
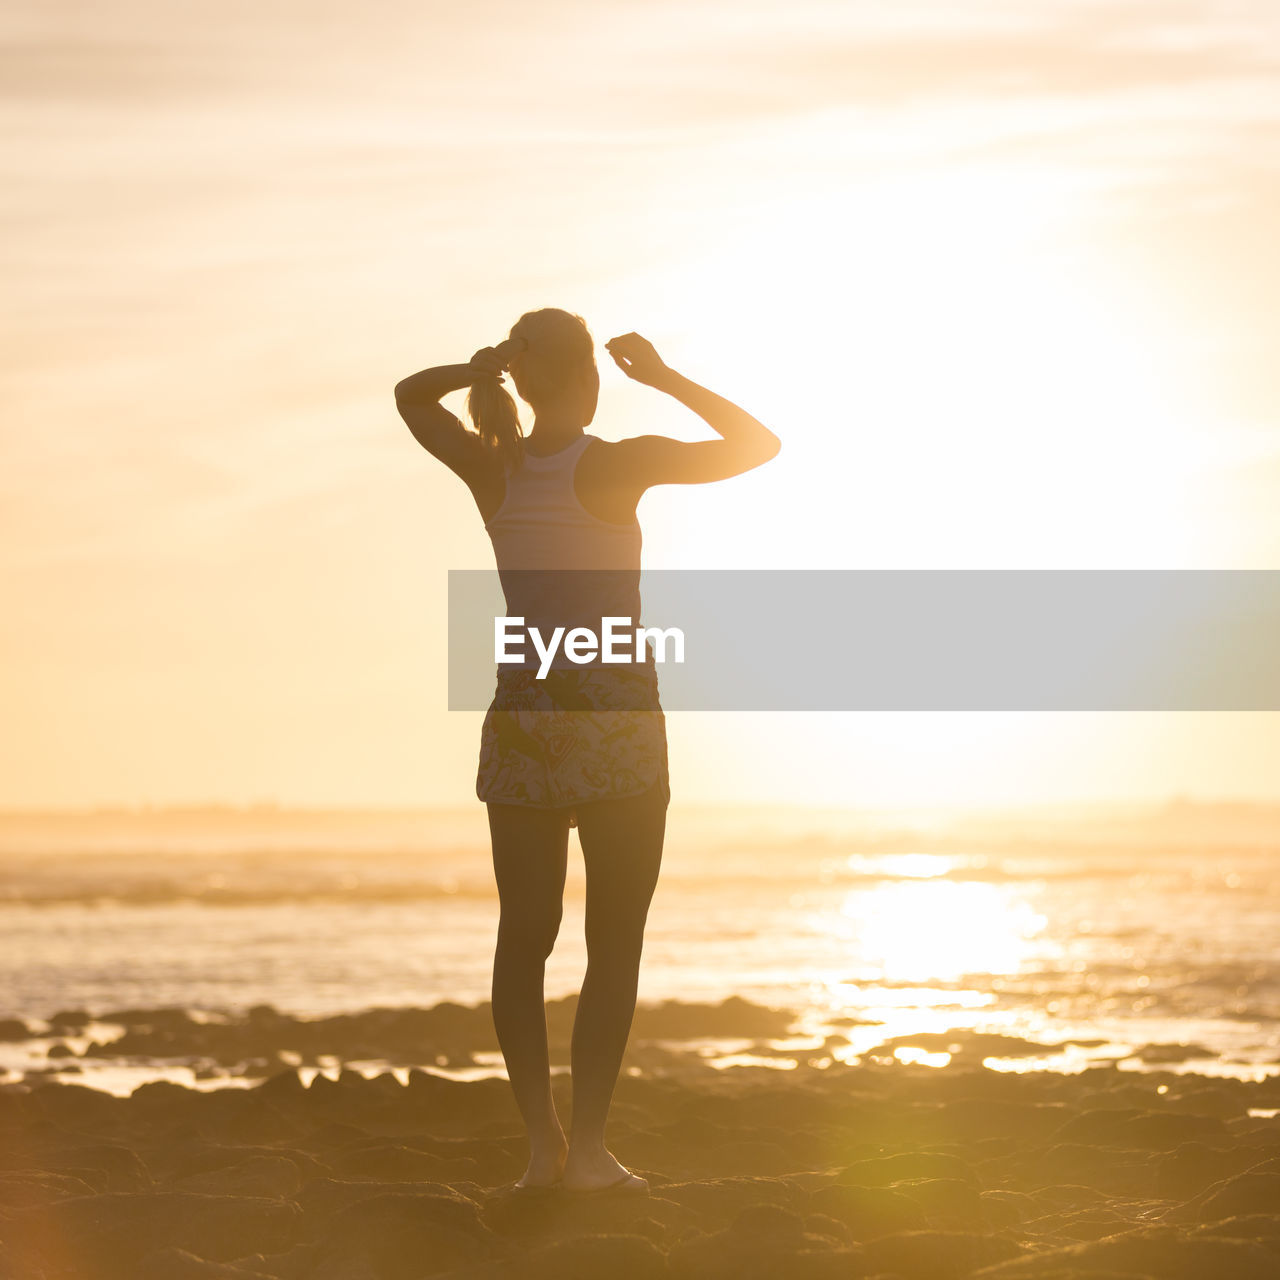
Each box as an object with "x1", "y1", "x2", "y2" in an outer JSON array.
[{"x1": 4, "y1": 997, "x2": 1279, "y2": 1101}]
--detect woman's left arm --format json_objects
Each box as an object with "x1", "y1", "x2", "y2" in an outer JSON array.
[{"x1": 604, "y1": 333, "x2": 780, "y2": 486}]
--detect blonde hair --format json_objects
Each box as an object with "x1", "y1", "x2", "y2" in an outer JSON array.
[{"x1": 466, "y1": 308, "x2": 595, "y2": 468}]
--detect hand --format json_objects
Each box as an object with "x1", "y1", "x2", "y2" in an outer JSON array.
[
  {"x1": 468, "y1": 337, "x2": 526, "y2": 382},
  {"x1": 605, "y1": 333, "x2": 672, "y2": 388}
]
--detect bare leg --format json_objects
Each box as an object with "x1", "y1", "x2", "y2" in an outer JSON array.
[
  {"x1": 562, "y1": 784, "x2": 666, "y2": 1190},
  {"x1": 487, "y1": 801, "x2": 572, "y2": 1187}
]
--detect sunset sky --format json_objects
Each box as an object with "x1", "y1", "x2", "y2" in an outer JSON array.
[{"x1": 4, "y1": 0, "x2": 1279, "y2": 808}]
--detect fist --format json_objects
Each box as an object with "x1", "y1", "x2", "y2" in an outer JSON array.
[
  {"x1": 605, "y1": 333, "x2": 670, "y2": 387},
  {"x1": 469, "y1": 337, "x2": 526, "y2": 381}
]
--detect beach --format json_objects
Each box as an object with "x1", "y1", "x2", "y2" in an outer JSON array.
[
  {"x1": 3, "y1": 993, "x2": 1280, "y2": 1279},
  {"x1": 2, "y1": 803, "x2": 1279, "y2": 1277},
  {"x1": 10, "y1": 0, "x2": 1280, "y2": 1272}
]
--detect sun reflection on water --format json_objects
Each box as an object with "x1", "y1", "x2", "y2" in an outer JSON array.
[
  {"x1": 845, "y1": 852, "x2": 965, "y2": 879},
  {"x1": 832, "y1": 879, "x2": 1049, "y2": 985},
  {"x1": 893, "y1": 1046, "x2": 952, "y2": 1068},
  {"x1": 799, "y1": 876, "x2": 1054, "y2": 1057}
]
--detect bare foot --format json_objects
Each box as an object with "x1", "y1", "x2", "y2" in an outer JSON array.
[
  {"x1": 515, "y1": 1137, "x2": 568, "y2": 1189},
  {"x1": 561, "y1": 1146, "x2": 647, "y2": 1192}
]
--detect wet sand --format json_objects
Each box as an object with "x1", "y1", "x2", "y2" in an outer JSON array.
[{"x1": 2, "y1": 997, "x2": 1279, "y2": 1278}]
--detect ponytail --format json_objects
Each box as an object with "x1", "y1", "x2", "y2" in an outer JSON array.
[
  {"x1": 466, "y1": 375, "x2": 524, "y2": 469},
  {"x1": 468, "y1": 309, "x2": 592, "y2": 467}
]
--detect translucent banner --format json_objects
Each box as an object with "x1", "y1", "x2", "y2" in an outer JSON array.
[{"x1": 447, "y1": 570, "x2": 1280, "y2": 710}]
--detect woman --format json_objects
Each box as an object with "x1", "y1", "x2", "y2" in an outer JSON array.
[{"x1": 394, "y1": 308, "x2": 779, "y2": 1195}]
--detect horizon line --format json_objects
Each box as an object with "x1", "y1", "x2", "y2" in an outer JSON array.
[{"x1": 2, "y1": 794, "x2": 1279, "y2": 818}]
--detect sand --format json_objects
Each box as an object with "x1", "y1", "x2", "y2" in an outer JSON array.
[{"x1": 2, "y1": 997, "x2": 1279, "y2": 1279}]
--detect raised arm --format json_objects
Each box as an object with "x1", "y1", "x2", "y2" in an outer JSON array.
[
  {"x1": 603, "y1": 333, "x2": 780, "y2": 488},
  {"x1": 394, "y1": 359, "x2": 495, "y2": 488},
  {"x1": 395, "y1": 337, "x2": 530, "y2": 517}
]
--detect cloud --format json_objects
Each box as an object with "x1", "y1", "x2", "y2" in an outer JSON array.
[{"x1": 5, "y1": 2, "x2": 1278, "y2": 124}]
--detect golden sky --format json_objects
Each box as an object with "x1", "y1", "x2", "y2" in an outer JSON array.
[{"x1": 4, "y1": 0, "x2": 1280, "y2": 807}]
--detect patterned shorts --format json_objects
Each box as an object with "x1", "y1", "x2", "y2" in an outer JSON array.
[{"x1": 476, "y1": 663, "x2": 670, "y2": 824}]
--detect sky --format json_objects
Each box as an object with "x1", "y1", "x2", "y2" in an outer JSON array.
[{"x1": 4, "y1": 0, "x2": 1280, "y2": 808}]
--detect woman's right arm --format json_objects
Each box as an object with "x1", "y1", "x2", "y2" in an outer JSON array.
[{"x1": 394, "y1": 363, "x2": 491, "y2": 485}]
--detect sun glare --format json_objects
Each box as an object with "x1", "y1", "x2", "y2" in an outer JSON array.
[
  {"x1": 845, "y1": 852, "x2": 960, "y2": 879},
  {"x1": 832, "y1": 879, "x2": 1050, "y2": 985},
  {"x1": 630, "y1": 164, "x2": 1209, "y2": 568}
]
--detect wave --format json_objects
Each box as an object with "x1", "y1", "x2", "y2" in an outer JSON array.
[{"x1": 0, "y1": 882, "x2": 498, "y2": 908}]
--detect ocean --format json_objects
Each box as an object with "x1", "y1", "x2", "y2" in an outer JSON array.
[{"x1": 2, "y1": 802, "x2": 1278, "y2": 1090}]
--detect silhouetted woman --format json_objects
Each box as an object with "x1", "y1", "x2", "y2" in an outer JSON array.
[{"x1": 395, "y1": 309, "x2": 779, "y2": 1194}]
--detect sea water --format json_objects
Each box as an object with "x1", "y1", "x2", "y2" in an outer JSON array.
[{"x1": 1, "y1": 803, "x2": 1277, "y2": 1085}]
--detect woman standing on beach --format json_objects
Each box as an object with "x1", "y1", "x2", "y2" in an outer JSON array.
[{"x1": 395, "y1": 309, "x2": 779, "y2": 1194}]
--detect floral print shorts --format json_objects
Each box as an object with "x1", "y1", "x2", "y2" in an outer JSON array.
[{"x1": 476, "y1": 663, "x2": 670, "y2": 824}]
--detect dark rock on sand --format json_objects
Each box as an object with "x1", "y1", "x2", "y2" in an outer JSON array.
[
  {"x1": 1176, "y1": 1170, "x2": 1280, "y2": 1223},
  {"x1": 0, "y1": 1169, "x2": 97, "y2": 1211},
  {"x1": 157, "y1": 1138, "x2": 326, "y2": 1188},
  {"x1": 328, "y1": 1138, "x2": 462, "y2": 1182},
  {"x1": 969, "y1": 1223, "x2": 1280, "y2": 1279},
  {"x1": 1154, "y1": 1140, "x2": 1268, "y2": 1199},
  {"x1": 22, "y1": 1080, "x2": 124, "y2": 1128},
  {"x1": 1015, "y1": 1142, "x2": 1153, "y2": 1196},
  {"x1": 1051, "y1": 1107, "x2": 1227, "y2": 1150},
  {"x1": 0, "y1": 1139, "x2": 150, "y2": 1195},
  {"x1": 891, "y1": 1175, "x2": 987, "y2": 1225},
  {"x1": 49, "y1": 1009, "x2": 95, "y2": 1032},
  {"x1": 1192, "y1": 1212, "x2": 1280, "y2": 1243},
  {"x1": 666, "y1": 1203, "x2": 865, "y2": 1280},
  {"x1": 71, "y1": 995, "x2": 796, "y2": 1077},
  {"x1": 655, "y1": 1174, "x2": 800, "y2": 1224},
  {"x1": 925, "y1": 1097, "x2": 1073, "y2": 1144},
  {"x1": 869, "y1": 1031, "x2": 1064, "y2": 1061},
  {"x1": 837, "y1": 1149, "x2": 980, "y2": 1187},
  {"x1": 173, "y1": 1152, "x2": 306, "y2": 1198},
  {"x1": 807, "y1": 1181, "x2": 930, "y2": 1238},
  {"x1": 980, "y1": 1189, "x2": 1040, "y2": 1228},
  {"x1": 7, "y1": 1002, "x2": 1280, "y2": 1280},
  {"x1": 862, "y1": 1229, "x2": 1024, "y2": 1278},
  {"x1": 310, "y1": 1191, "x2": 491, "y2": 1279},
  {"x1": 136, "y1": 1246, "x2": 278, "y2": 1279},
  {"x1": 482, "y1": 1179, "x2": 696, "y2": 1245},
  {"x1": 516, "y1": 1231, "x2": 671, "y2": 1280},
  {"x1": 5, "y1": 1191, "x2": 301, "y2": 1277},
  {"x1": 1134, "y1": 1041, "x2": 1218, "y2": 1064}
]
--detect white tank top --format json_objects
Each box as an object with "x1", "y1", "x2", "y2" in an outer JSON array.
[
  {"x1": 484, "y1": 433, "x2": 643, "y2": 654},
  {"x1": 484, "y1": 433, "x2": 641, "y2": 571}
]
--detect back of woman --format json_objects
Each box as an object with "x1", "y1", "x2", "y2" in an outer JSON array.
[{"x1": 394, "y1": 307, "x2": 779, "y2": 1196}]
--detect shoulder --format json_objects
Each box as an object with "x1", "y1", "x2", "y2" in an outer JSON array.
[
  {"x1": 575, "y1": 435, "x2": 680, "y2": 494},
  {"x1": 606, "y1": 434, "x2": 675, "y2": 453},
  {"x1": 584, "y1": 434, "x2": 679, "y2": 472}
]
